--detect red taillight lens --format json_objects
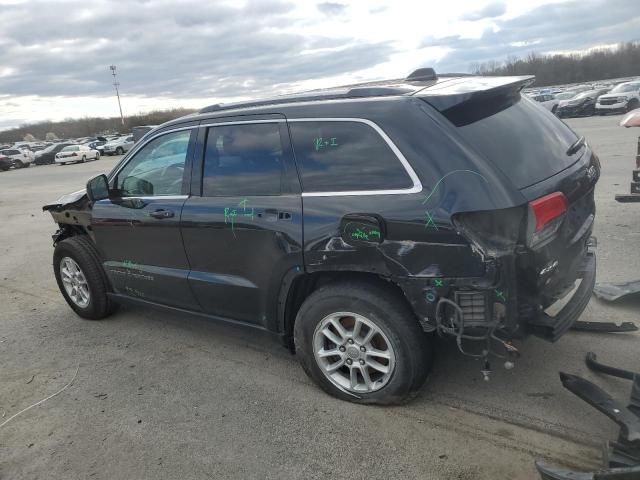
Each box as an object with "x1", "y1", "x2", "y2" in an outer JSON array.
[
  {"x1": 530, "y1": 192, "x2": 568, "y2": 231},
  {"x1": 527, "y1": 192, "x2": 568, "y2": 248}
]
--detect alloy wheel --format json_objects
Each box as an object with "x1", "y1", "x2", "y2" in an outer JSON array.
[
  {"x1": 312, "y1": 312, "x2": 396, "y2": 394},
  {"x1": 60, "y1": 257, "x2": 90, "y2": 308}
]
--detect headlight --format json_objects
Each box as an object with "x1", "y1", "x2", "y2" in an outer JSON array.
[{"x1": 618, "y1": 97, "x2": 629, "y2": 103}]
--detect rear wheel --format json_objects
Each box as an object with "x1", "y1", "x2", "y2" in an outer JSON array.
[
  {"x1": 294, "y1": 281, "x2": 433, "y2": 405},
  {"x1": 59, "y1": 162, "x2": 65, "y2": 166},
  {"x1": 116, "y1": 147, "x2": 124, "y2": 155},
  {"x1": 95, "y1": 152, "x2": 100, "y2": 160},
  {"x1": 14, "y1": 160, "x2": 24, "y2": 168},
  {"x1": 53, "y1": 236, "x2": 118, "y2": 320},
  {"x1": 81, "y1": 155, "x2": 87, "y2": 163}
]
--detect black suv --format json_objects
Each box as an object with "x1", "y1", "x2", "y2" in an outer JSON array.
[{"x1": 44, "y1": 69, "x2": 599, "y2": 404}]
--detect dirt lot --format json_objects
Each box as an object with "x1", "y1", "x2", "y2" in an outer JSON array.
[{"x1": 1, "y1": 117, "x2": 639, "y2": 480}]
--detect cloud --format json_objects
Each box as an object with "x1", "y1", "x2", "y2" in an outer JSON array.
[
  {"x1": 316, "y1": 2, "x2": 348, "y2": 15},
  {"x1": 0, "y1": 0, "x2": 391, "y2": 101},
  {"x1": 462, "y1": 2, "x2": 506, "y2": 21},
  {"x1": 423, "y1": 0, "x2": 640, "y2": 72}
]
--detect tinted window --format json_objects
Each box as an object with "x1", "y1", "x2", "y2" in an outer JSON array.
[
  {"x1": 289, "y1": 121, "x2": 412, "y2": 192},
  {"x1": 202, "y1": 123, "x2": 284, "y2": 196},
  {"x1": 115, "y1": 130, "x2": 191, "y2": 197},
  {"x1": 454, "y1": 96, "x2": 580, "y2": 189}
]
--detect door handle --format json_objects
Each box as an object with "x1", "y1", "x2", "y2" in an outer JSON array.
[{"x1": 149, "y1": 209, "x2": 175, "y2": 219}]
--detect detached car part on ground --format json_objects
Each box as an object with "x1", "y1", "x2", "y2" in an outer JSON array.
[
  {"x1": 43, "y1": 69, "x2": 600, "y2": 404},
  {"x1": 536, "y1": 353, "x2": 640, "y2": 480}
]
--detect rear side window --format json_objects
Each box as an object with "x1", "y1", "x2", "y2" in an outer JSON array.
[
  {"x1": 451, "y1": 96, "x2": 581, "y2": 189},
  {"x1": 289, "y1": 121, "x2": 412, "y2": 192},
  {"x1": 202, "y1": 123, "x2": 284, "y2": 196}
]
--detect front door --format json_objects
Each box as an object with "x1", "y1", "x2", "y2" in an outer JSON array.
[
  {"x1": 180, "y1": 118, "x2": 303, "y2": 327},
  {"x1": 91, "y1": 128, "x2": 199, "y2": 310}
]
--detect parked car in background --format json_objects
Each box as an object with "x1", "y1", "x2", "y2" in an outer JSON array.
[
  {"x1": 556, "y1": 88, "x2": 610, "y2": 118},
  {"x1": 103, "y1": 135, "x2": 134, "y2": 155},
  {"x1": 34, "y1": 143, "x2": 76, "y2": 165},
  {"x1": 88, "y1": 137, "x2": 108, "y2": 156},
  {"x1": 55, "y1": 145, "x2": 100, "y2": 165},
  {"x1": 0, "y1": 148, "x2": 34, "y2": 168},
  {"x1": 531, "y1": 93, "x2": 560, "y2": 113},
  {"x1": 596, "y1": 82, "x2": 640, "y2": 115},
  {"x1": 0, "y1": 155, "x2": 14, "y2": 171}
]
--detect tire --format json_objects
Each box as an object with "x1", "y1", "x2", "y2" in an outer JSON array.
[
  {"x1": 551, "y1": 105, "x2": 558, "y2": 114},
  {"x1": 15, "y1": 160, "x2": 24, "y2": 169},
  {"x1": 53, "y1": 236, "x2": 118, "y2": 320},
  {"x1": 81, "y1": 155, "x2": 86, "y2": 163},
  {"x1": 0, "y1": 166, "x2": 9, "y2": 171},
  {"x1": 294, "y1": 281, "x2": 433, "y2": 405},
  {"x1": 116, "y1": 147, "x2": 124, "y2": 155},
  {"x1": 95, "y1": 152, "x2": 100, "y2": 161},
  {"x1": 59, "y1": 162, "x2": 65, "y2": 166},
  {"x1": 627, "y1": 99, "x2": 639, "y2": 112}
]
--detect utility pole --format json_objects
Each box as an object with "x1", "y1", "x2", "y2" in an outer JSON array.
[{"x1": 109, "y1": 65, "x2": 125, "y2": 128}]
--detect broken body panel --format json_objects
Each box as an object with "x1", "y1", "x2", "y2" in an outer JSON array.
[{"x1": 44, "y1": 74, "x2": 599, "y2": 363}]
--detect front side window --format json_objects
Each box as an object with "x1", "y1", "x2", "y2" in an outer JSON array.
[
  {"x1": 202, "y1": 123, "x2": 284, "y2": 197},
  {"x1": 114, "y1": 130, "x2": 192, "y2": 197},
  {"x1": 288, "y1": 121, "x2": 413, "y2": 193}
]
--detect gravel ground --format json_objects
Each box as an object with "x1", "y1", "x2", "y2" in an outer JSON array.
[{"x1": 1, "y1": 116, "x2": 638, "y2": 480}]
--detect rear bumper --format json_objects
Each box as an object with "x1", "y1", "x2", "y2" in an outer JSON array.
[{"x1": 525, "y1": 250, "x2": 596, "y2": 341}]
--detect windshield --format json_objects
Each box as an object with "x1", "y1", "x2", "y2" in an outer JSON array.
[
  {"x1": 61, "y1": 146, "x2": 78, "y2": 152},
  {"x1": 555, "y1": 92, "x2": 576, "y2": 100},
  {"x1": 610, "y1": 83, "x2": 640, "y2": 93}
]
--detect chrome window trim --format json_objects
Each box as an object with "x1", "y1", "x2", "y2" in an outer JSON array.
[
  {"x1": 287, "y1": 118, "x2": 422, "y2": 197},
  {"x1": 109, "y1": 117, "x2": 422, "y2": 198},
  {"x1": 123, "y1": 195, "x2": 189, "y2": 201}
]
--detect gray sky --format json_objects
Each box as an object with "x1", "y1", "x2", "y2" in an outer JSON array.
[{"x1": 1, "y1": 0, "x2": 639, "y2": 131}]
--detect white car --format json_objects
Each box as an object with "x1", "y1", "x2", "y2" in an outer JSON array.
[
  {"x1": 55, "y1": 145, "x2": 100, "y2": 165},
  {"x1": 0, "y1": 148, "x2": 34, "y2": 168},
  {"x1": 596, "y1": 82, "x2": 640, "y2": 115},
  {"x1": 103, "y1": 135, "x2": 134, "y2": 156}
]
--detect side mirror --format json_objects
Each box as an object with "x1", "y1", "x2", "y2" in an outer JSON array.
[{"x1": 86, "y1": 174, "x2": 110, "y2": 202}]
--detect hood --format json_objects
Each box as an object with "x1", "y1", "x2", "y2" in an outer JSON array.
[
  {"x1": 598, "y1": 92, "x2": 629, "y2": 100},
  {"x1": 42, "y1": 189, "x2": 86, "y2": 211}
]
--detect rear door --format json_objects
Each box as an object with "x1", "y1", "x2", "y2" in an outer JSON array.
[
  {"x1": 180, "y1": 116, "x2": 303, "y2": 328},
  {"x1": 92, "y1": 127, "x2": 199, "y2": 309}
]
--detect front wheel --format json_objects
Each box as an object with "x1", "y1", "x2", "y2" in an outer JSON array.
[
  {"x1": 15, "y1": 160, "x2": 24, "y2": 168},
  {"x1": 53, "y1": 236, "x2": 118, "y2": 320},
  {"x1": 116, "y1": 147, "x2": 124, "y2": 155},
  {"x1": 294, "y1": 281, "x2": 433, "y2": 405},
  {"x1": 95, "y1": 152, "x2": 100, "y2": 160},
  {"x1": 627, "y1": 99, "x2": 639, "y2": 112}
]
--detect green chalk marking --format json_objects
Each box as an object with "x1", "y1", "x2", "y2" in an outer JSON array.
[
  {"x1": 434, "y1": 279, "x2": 444, "y2": 287},
  {"x1": 313, "y1": 137, "x2": 339, "y2": 152},
  {"x1": 495, "y1": 289, "x2": 506, "y2": 302},
  {"x1": 424, "y1": 211, "x2": 438, "y2": 230}
]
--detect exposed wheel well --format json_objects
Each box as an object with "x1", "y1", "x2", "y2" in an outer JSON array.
[
  {"x1": 53, "y1": 224, "x2": 90, "y2": 245},
  {"x1": 281, "y1": 271, "x2": 417, "y2": 352}
]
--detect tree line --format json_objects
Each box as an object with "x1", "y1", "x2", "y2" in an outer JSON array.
[
  {"x1": 0, "y1": 108, "x2": 197, "y2": 143},
  {"x1": 470, "y1": 41, "x2": 640, "y2": 86}
]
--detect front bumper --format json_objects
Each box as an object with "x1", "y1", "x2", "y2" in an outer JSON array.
[
  {"x1": 557, "y1": 104, "x2": 590, "y2": 117},
  {"x1": 525, "y1": 250, "x2": 596, "y2": 341}
]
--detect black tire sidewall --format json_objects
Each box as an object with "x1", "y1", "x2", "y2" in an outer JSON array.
[{"x1": 294, "y1": 284, "x2": 432, "y2": 405}]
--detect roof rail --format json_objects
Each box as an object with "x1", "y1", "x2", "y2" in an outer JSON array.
[{"x1": 406, "y1": 67, "x2": 437, "y2": 82}]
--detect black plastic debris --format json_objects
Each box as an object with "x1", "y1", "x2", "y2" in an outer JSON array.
[
  {"x1": 593, "y1": 281, "x2": 640, "y2": 302},
  {"x1": 536, "y1": 353, "x2": 640, "y2": 480}
]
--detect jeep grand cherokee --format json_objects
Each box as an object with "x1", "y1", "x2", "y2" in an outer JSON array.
[{"x1": 44, "y1": 68, "x2": 598, "y2": 404}]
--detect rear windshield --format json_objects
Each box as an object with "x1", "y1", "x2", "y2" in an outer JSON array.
[{"x1": 451, "y1": 96, "x2": 581, "y2": 189}]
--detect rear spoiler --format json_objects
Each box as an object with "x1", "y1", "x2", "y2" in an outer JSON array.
[
  {"x1": 416, "y1": 75, "x2": 535, "y2": 110},
  {"x1": 417, "y1": 75, "x2": 535, "y2": 126}
]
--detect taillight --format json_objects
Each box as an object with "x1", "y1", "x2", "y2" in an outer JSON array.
[{"x1": 527, "y1": 192, "x2": 568, "y2": 248}]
